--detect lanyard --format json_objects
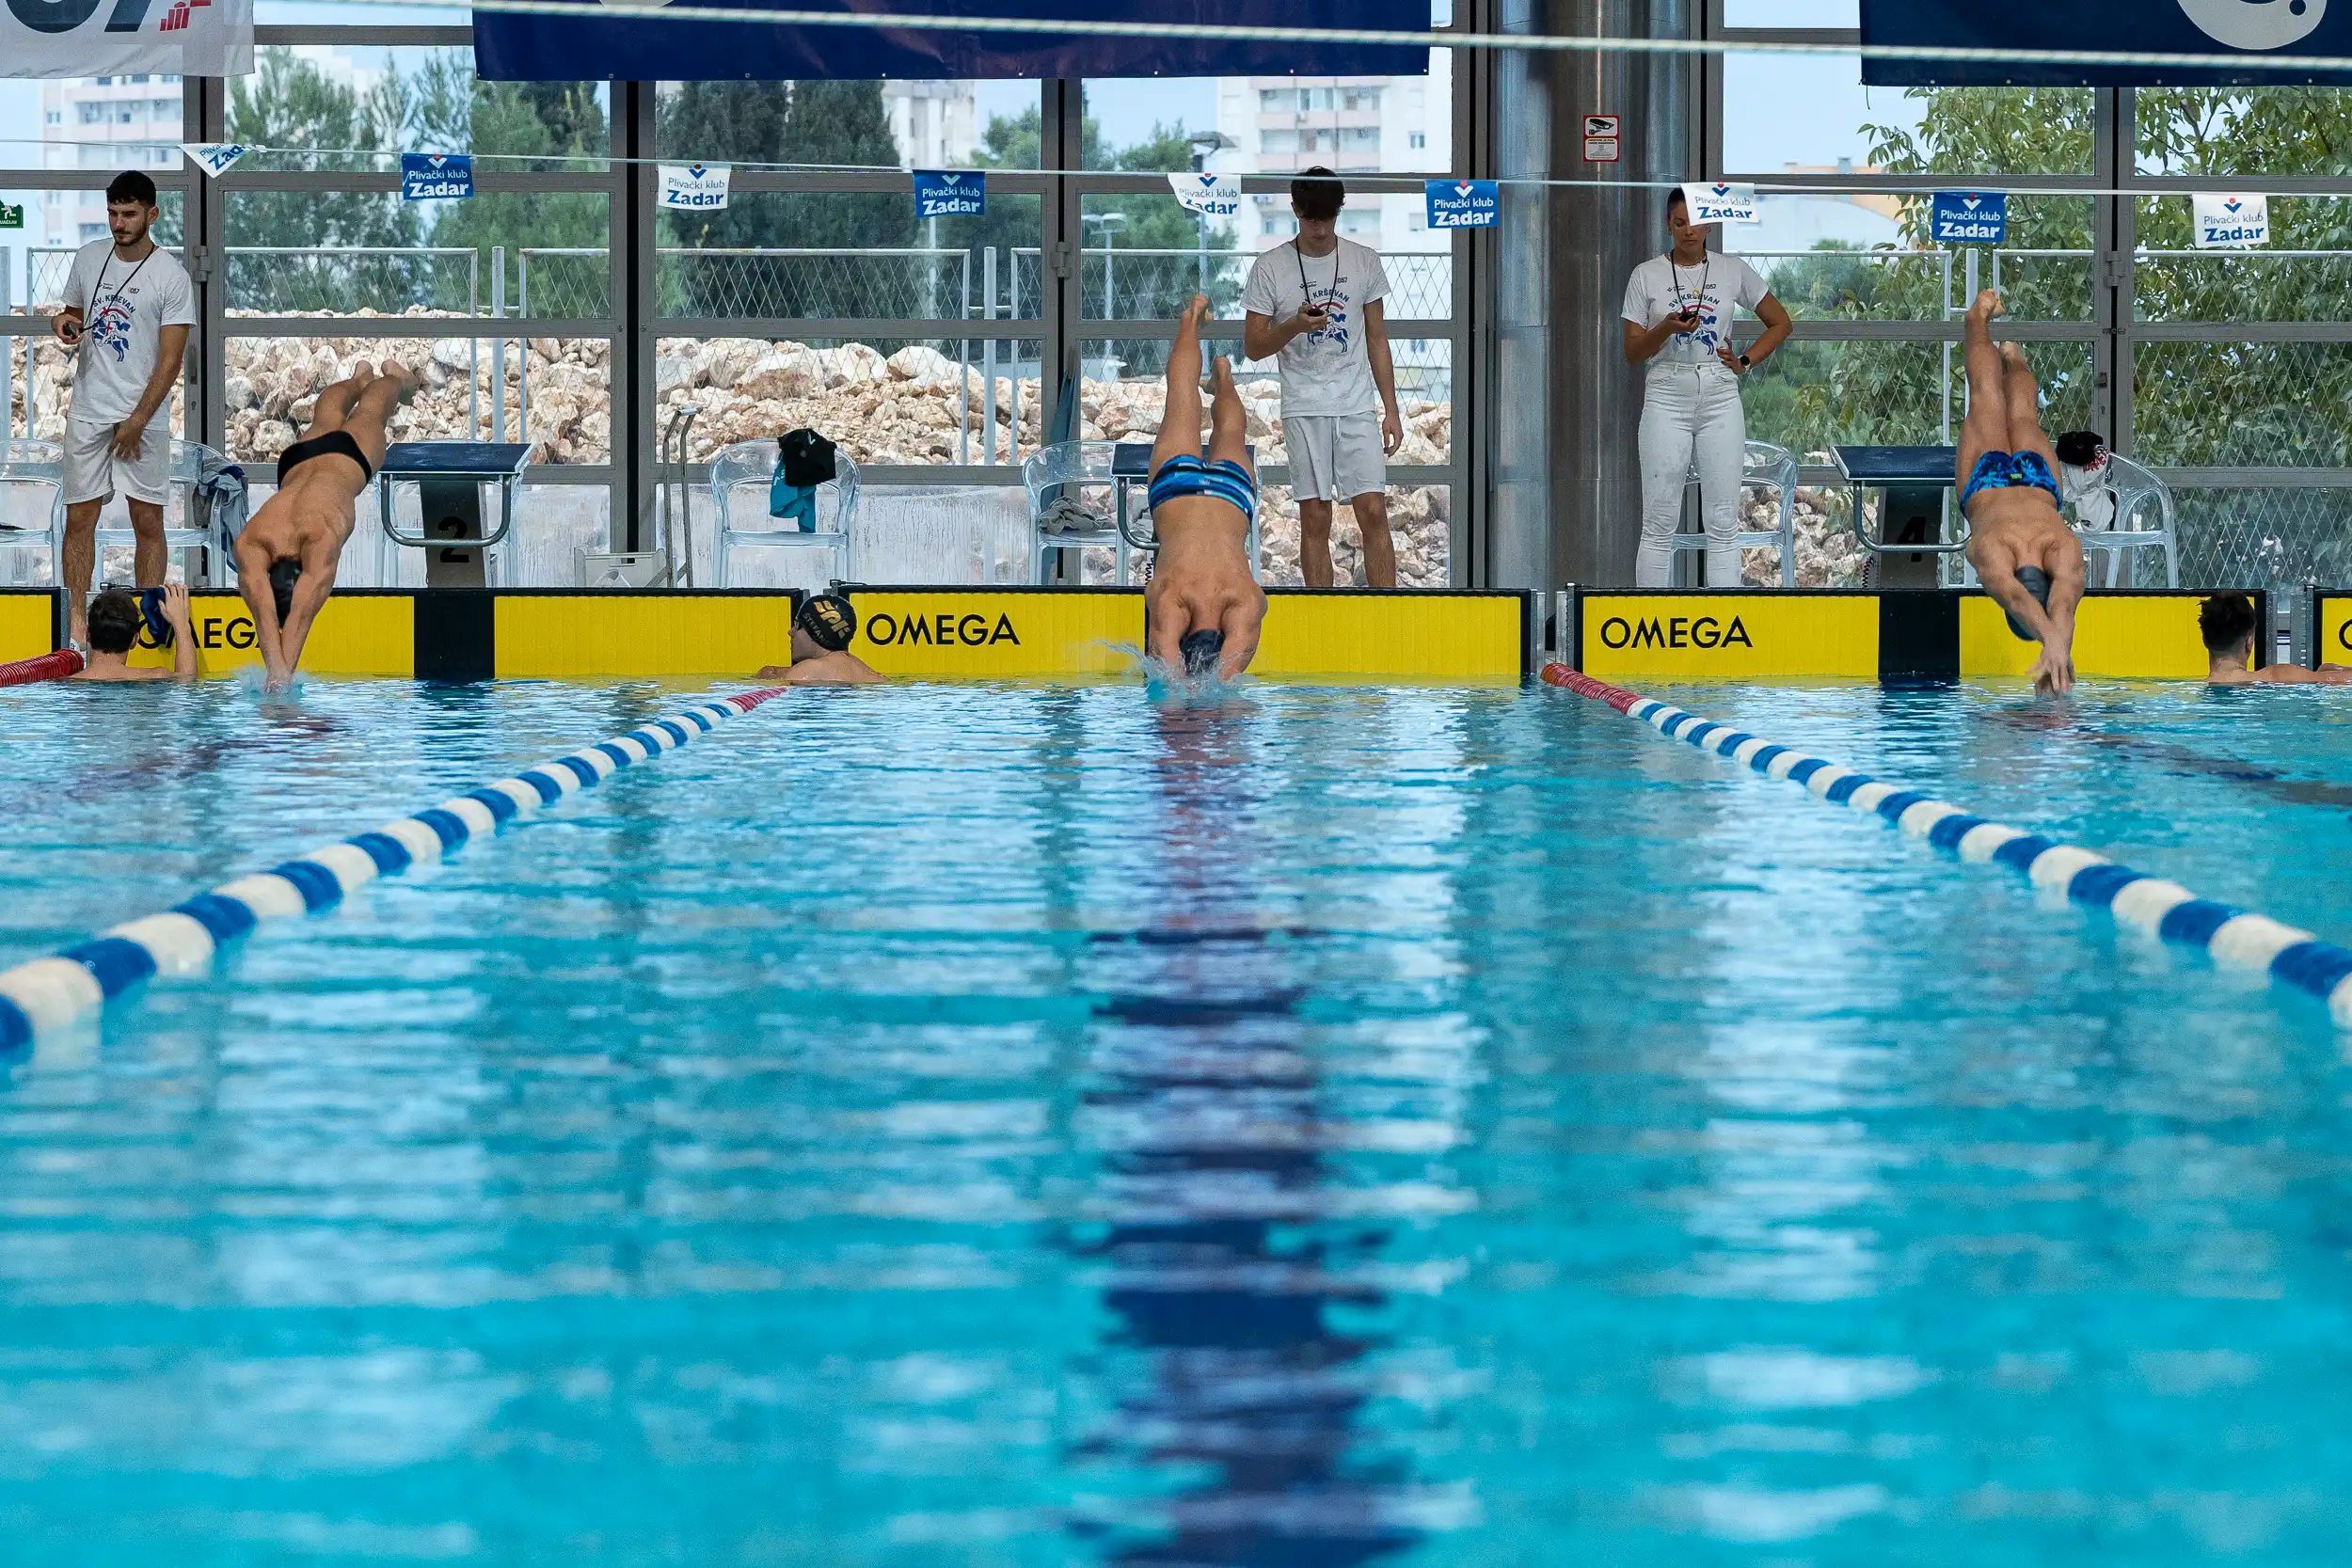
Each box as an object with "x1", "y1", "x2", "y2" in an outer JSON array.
[
  {"x1": 85, "y1": 246, "x2": 154, "y2": 347},
  {"x1": 1666, "y1": 251, "x2": 1709, "y2": 326},
  {"x1": 1295, "y1": 239, "x2": 1333, "y2": 310}
]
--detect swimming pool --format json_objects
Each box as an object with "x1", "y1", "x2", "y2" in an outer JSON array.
[{"x1": 4, "y1": 675, "x2": 2351, "y2": 1562}]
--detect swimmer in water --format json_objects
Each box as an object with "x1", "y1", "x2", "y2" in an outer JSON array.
[
  {"x1": 755, "y1": 591, "x2": 883, "y2": 686},
  {"x1": 231, "y1": 360, "x2": 413, "y2": 689},
  {"x1": 2201, "y1": 593, "x2": 2352, "y2": 685},
  {"x1": 1958, "y1": 290, "x2": 2084, "y2": 696},
  {"x1": 72, "y1": 582, "x2": 195, "y2": 682},
  {"x1": 1145, "y1": 295, "x2": 1269, "y2": 679}
]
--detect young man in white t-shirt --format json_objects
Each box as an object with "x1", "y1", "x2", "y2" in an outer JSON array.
[
  {"x1": 52, "y1": 170, "x2": 196, "y2": 650},
  {"x1": 1242, "y1": 167, "x2": 1406, "y2": 587}
]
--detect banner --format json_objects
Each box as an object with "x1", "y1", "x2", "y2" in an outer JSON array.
[
  {"x1": 658, "y1": 163, "x2": 731, "y2": 211},
  {"x1": 1168, "y1": 171, "x2": 1242, "y2": 218},
  {"x1": 475, "y1": 0, "x2": 1431, "y2": 83},
  {"x1": 401, "y1": 153, "x2": 473, "y2": 203},
  {"x1": 1862, "y1": 0, "x2": 2352, "y2": 86},
  {"x1": 3, "y1": 0, "x2": 252, "y2": 79},
  {"x1": 1679, "y1": 182, "x2": 1759, "y2": 226},
  {"x1": 1424, "y1": 179, "x2": 1499, "y2": 229},
  {"x1": 1930, "y1": 192, "x2": 2007, "y2": 245},
  {"x1": 2193, "y1": 192, "x2": 2270, "y2": 248},
  {"x1": 913, "y1": 170, "x2": 984, "y2": 218},
  {"x1": 183, "y1": 143, "x2": 251, "y2": 179}
]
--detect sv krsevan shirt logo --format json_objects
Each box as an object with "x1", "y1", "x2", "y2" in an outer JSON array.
[
  {"x1": 2176, "y1": 0, "x2": 2327, "y2": 49},
  {"x1": 89, "y1": 293, "x2": 139, "y2": 366}
]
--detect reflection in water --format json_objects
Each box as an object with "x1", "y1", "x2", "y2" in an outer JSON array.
[{"x1": 1068, "y1": 704, "x2": 1418, "y2": 1567}]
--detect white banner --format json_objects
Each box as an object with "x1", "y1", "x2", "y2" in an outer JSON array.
[
  {"x1": 1678, "y1": 181, "x2": 1759, "y2": 226},
  {"x1": 183, "y1": 142, "x2": 250, "y2": 178},
  {"x1": 658, "y1": 163, "x2": 732, "y2": 212},
  {"x1": 4, "y1": 0, "x2": 253, "y2": 79},
  {"x1": 1168, "y1": 171, "x2": 1242, "y2": 218},
  {"x1": 2192, "y1": 192, "x2": 2270, "y2": 248}
]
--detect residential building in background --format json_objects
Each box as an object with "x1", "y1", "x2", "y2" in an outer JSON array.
[
  {"x1": 1213, "y1": 56, "x2": 1454, "y2": 259},
  {"x1": 883, "y1": 80, "x2": 978, "y2": 169},
  {"x1": 39, "y1": 73, "x2": 182, "y2": 248}
]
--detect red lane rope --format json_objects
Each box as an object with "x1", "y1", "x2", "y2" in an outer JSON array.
[
  {"x1": 1540, "y1": 662, "x2": 1640, "y2": 712},
  {"x1": 0, "y1": 650, "x2": 85, "y2": 689}
]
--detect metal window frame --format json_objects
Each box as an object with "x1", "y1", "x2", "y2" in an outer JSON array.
[{"x1": 5, "y1": 38, "x2": 1474, "y2": 581}]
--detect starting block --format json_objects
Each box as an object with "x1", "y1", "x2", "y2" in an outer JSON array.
[{"x1": 376, "y1": 442, "x2": 533, "y2": 588}]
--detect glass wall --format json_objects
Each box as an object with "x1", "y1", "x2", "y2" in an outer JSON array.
[{"x1": 1710, "y1": 14, "x2": 2352, "y2": 590}]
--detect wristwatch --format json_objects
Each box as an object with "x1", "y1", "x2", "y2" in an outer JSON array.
[{"x1": 1737, "y1": 353, "x2": 1753, "y2": 371}]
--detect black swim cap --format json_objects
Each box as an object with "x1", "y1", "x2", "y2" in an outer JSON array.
[
  {"x1": 1178, "y1": 627, "x2": 1224, "y2": 676},
  {"x1": 795, "y1": 592, "x2": 856, "y2": 653},
  {"x1": 269, "y1": 560, "x2": 300, "y2": 625}
]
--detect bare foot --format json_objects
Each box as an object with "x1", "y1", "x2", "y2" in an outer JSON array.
[
  {"x1": 1968, "y1": 288, "x2": 2004, "y2": 322},
  {"x1": 1181, "y1": 293, "x2": 1210, "y2": 329},
  {"x1": 349, "y1": 359, "x2": 375, "y2": 383},
  {"x1": 1210, "y1": 355, "x2": 1234, "y2": 393},
  {"x1": 1999, "y1": 341, "x2": 2030, "y2": 372},
  {"x1": 380, "y1": 362, "x2": 421, "y2": 400}
]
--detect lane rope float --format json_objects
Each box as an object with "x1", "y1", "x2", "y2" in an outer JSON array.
[
  {"x1": 0, "y1": 686, "x2": 787, "y2": 1053},
  {"x1": 0, "y1": 650, "x2": 85, "y2": 689},
  {"x1": 1541, "y1": 664, "x2": 2352, "y2": 1028}
]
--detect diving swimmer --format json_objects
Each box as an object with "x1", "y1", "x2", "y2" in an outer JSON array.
[
  {"x1": 231, "y1": 360, "x2": 411, "y2": 689},
  {"x1": 2201, "y1": 594, "x2": 2352, "y2": 685},
  {"x1": 755, "y1": 591, "x2": 883, "y2": 685},
  {"x1": 1144, "y1": 295, "x2": 1269, "y2": 678},
  {"x1": 1959, "y1": 290, "x2": 2085, "y2": 695}
]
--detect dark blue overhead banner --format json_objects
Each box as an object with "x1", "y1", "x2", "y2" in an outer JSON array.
[
  {"x1": 1861, "y1": 0, "x2": 2352, "y2": 87},
  {"x1": 475, "y1": 0, "x2": 1432, "y2": 83}
]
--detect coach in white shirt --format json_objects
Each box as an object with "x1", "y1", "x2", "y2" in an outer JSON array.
[
  {"x1": 1242, "y1": 167, "x2": 1405, "y2": 587},
  {"x1": 51, "y1": 170, "x2": 195, "y2": 650},
  {"x1": 1621, "y1": 188, "x2": 1792, "y2": 588}
]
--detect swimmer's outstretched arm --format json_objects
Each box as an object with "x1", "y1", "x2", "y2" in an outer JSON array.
[{"x1": 275, "y1": 544, "x2": 341, "y2": 685}]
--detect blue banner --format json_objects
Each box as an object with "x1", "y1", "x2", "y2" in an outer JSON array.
[
  {"x1": 914, "y1": 170, "x2": 985, "y2": 219},
  {"x1": 1424, "y1": 179, "x2": 1498, "y2": 230},
  {"x1": 476, "y1": 0, "x2": 1431, "y2": 83},
  {"x1": 401, "y1": 152, "x2": 473, "y2": 202},
  {"x1": 1930, "y1": 191, "x2": 2006, "y2": 245},
  {"x1": 1863, "y1": 0, "x2": 2352, "y2": 86}
]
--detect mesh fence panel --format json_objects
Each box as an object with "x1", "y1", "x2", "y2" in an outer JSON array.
[
  {"x1": 2169, "y1": 486, "x2": 2352, "y2": 594},
  {"x1": 647, "y1": 250, "x2": 972, "y2": 321}
]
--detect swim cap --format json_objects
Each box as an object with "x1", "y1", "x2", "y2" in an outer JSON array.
[
  {"x1": 2004, "y1": 564, "x2": 2054, "y2": 643},
  {"x1": 795, "y1": 592, "x2": 856, "y2": 653},
  {"x1": 1178, "y1": 627, "x2": 1224, "y2": 676},
  {"x1": 269, "y1": 560, "x2": 300, "y2": 625}
]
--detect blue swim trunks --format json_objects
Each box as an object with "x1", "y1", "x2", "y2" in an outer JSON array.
[
  {"x1": 1148, "y1": 453, "x2": 1257, "y2": 524},
  {"x1": 1960, "y1": 449, "x2": 2060, "y2": 511}
]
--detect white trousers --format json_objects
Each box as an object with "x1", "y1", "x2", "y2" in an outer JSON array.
[{"x1": 1636, "y1": 365, "x2": 1747, "y2": 589}]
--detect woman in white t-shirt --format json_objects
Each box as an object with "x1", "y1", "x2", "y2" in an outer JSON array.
[{"x1": 1620, "y1": 190, "x2": 1793, "y2": 588}]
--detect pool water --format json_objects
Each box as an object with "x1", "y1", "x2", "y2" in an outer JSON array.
[{"x1": 4, "y1": 676, "x2": 2352, "y2": 1564}]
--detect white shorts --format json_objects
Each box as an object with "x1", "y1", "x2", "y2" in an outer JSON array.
[
  {"x1": 1286, "y1": 412, "x2": 1387, "y2": 503},
  {"x1": 63, "y1": 416, "x2": 171, "y2": 508}
]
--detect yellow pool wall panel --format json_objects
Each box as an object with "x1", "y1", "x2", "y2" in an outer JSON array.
[
  {"x1": 1580, "y1": 594, "x2": 1879, "y2": 680},
  {"x1": 1959, "y1": 594, "x2": 2209, "y2": 679},
  {"x1": 1251, "y1": 593, "x2": 1526, "y2": 678},
  {"x1": 0, "y1": 592, "x2": 52, "y2": 664},
  {"x1": 851, "y1": 591, "x2": 1140, "y2": 677},
  {"x1": 495, "y1": 593, "x2": 794, "y2": 677},
  {"x1": 123, "y1": 591, "x2": 415, "y2": 677}
]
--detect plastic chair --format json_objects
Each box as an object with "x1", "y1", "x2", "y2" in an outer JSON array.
[
  {"x1": 707, "y1": 439, "x2": 857, "y2": 588},
  {"x1": 1023, "y1": 438, "x2": 1263, "y2": 586},
  {"x1": 1023, "y1": 439, "x2": 1141, "y2": 585},
  {"x1": 62, "y1": 438, "x2": 232, "y2": 587},
  {"x1": 2070, "y1": 452, "x2": 2180, "y2": 589},
  {"x1": 0, "y1": 439, "x2": 65, "y2": 588},
  {"x1": 1668, "y1": 439, "x2": 1800, "y2": 588}
]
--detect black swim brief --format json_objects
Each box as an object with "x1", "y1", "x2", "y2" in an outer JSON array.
[{"x1": 277, "y1": 429, "x2": 374, "y2": 485}]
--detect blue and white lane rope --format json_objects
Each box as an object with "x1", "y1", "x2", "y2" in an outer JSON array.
[
  {"x1": 1544, "y1": 666, "x2": 2352, "y2": 1029},
  {"x1": 0, "y1": 686, "x2": 789, "y2": 1054}
]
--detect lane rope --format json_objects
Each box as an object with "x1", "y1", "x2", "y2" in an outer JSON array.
[
  {"x1": 0, "y1": 686, "x2": 787, "y2": 1053},
  {"x1": 0, "y1": 651, "x2": 85, "y2": 689},
  {"x1": 1541, "y1": 664, "x2": 2352, "y2": 1029}
]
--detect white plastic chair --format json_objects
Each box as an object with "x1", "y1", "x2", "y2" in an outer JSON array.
[
  {"x1": 1022, "y1": 439, "x2": 1142, "y2": 585},
  {"x1": 60, "y1": 438, "x2": 232, "y2": 587},
  {"x1": 1669, "y1": 439, "x2": 1799, "y2": 588},
  {"x1": 0, "y1": 439, "x2": 65, "y2": 588},
  {"x1": 2070, "y1": 452, "x2": 2179, "y2": 589},
  {"x1": 706, "y1": 438, "x2": 857, "y2": 588}
]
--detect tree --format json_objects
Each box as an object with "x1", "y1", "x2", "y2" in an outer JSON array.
[{"x1": 226, "y1": 47, "x2": 422, "y2": 312}]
